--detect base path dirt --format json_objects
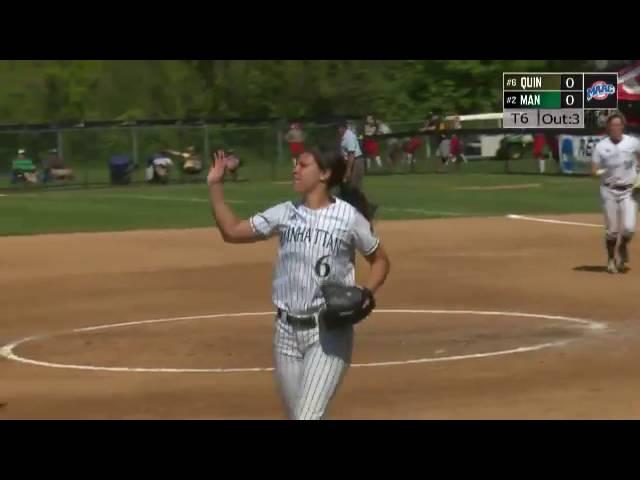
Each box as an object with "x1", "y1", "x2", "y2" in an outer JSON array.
[{"x1": 1, "y1": 213, "x2": 640, "y2": 419}]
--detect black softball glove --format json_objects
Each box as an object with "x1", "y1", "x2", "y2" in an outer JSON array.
[{"x1": 319, "y1": 282, "x2": 376, "y2": 330}]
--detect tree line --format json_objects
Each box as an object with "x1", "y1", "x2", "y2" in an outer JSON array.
[{"x1": 0, "y1": 60, "x2": 595, "y2": 124}]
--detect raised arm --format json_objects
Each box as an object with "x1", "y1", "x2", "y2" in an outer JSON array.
[{"x1": 207, "y1": 150, "x2": 260, "y2": 244}]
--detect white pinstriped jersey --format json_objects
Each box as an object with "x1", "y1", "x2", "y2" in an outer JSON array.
[
  {"x1": 593, "y1": 134, "x2": 640, "y2": 187},
  {"x1": 249, "y1": 198, "x2": 379, "y2": 315}
]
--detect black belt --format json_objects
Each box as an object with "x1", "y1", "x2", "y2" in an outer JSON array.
[
  {"x1": 277, "y1": 308, "x2": 317, "y2": 329},
  {"x1": 611, "y1": 184, "x2": 633, "y2": 191}
]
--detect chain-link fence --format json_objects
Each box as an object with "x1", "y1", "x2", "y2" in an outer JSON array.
[
  {"x1": 2, "y1": 114, "x2": 634, "y2": 190},
  {"x1": 0, "y1": 123, "x2": 283, "y2": 188}
]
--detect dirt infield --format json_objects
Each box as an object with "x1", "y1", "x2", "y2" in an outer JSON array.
[{"x1": 2, "y1": 214, "x2": 640, "y2": 419}]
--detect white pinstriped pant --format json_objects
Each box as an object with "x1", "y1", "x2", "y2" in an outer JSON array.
[
  {"x1": 273, "y1": 312, "x2": 353, "y2": 420},
  {"x1": 600, "y1": 185, "x2": 638, "y2": 239}
]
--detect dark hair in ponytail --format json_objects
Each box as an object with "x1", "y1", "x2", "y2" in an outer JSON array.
[
  {"x1": 338, "y1": 183, "x2": 377, "y2": 222},
  {"x1": 305, "y1": 147, "x2": 346, "y2": 190},
  {"x1": 305, "y1": 147, "x2": 377, "y2": 222}
]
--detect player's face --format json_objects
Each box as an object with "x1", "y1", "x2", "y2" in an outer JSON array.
[
  {"x1": 292, "y1": 152, "x2": 329, "y2": 194},
  {"x1": 608, "y1": 118, "x2": 624, "y2": 141}
]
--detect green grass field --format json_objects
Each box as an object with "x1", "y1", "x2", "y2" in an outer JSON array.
[{"x1": 0, "y1": 167, "x2": 602, "y2": 237}]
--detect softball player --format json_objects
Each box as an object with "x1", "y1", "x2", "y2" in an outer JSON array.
[
  {"x1": 207, "y1": 148, "x2": 391, "y2": 419},
  {"x1": 592, "y1": 112, "x2": 640, "y2": 273}
]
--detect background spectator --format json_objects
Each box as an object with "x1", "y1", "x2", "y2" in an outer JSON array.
[
  {"x1": 338, "y1": 121, "x2": 365, "y2": 189},
  {"x1": 545, "y1": 132, "x2": 560, "y2": 167},
  {"x1": 346, "y1": 120, "x2": 358, "y2": 136},
  {"x1": 11, "y1": 149, "x2": 39, "y2": 184},
  {"x1": 363, "y1": 115, "x2": 382, "y2": 171},
  {"x1": 43, "y1": 148, "x2": 74, "y2": 182},
  {"x1": 423, "y1": 112, "x2": 441, "y2": 160},
  {"x1": 145, "y1": 152, "x2": 173, "y2": 184},
  {"x1": 597, "y1": 110, "x2": 609, "y2": 129},
  {"x1": 449, "y1": 133, "x2": 466, "y2": 170},
  {"x1": 285, "y1": 122, "x2": 305, "y2": 167},
  {"x1": 437, "y1": 133, "x2": 451, "y2": 171},
  {"x1": 533, "y1": 133, "x2": 548, "y2": 174},
  {"x1": 402, "y1": 136, "x2": 422, "y2": 169},
  {"x1": 376, "y1": 119, "x2": 401, "y2": 168},
  {"x1": 166, "y1": 146, "x2": 203, "y2": 174}
]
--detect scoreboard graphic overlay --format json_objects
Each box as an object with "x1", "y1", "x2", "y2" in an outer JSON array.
[{"x1": 503, "y1": 73, "x2": 618, "y2": 129}]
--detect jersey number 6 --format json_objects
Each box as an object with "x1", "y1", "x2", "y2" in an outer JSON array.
[{"x1": 315, "y1": 255, "x2": 331, "y2": 278}]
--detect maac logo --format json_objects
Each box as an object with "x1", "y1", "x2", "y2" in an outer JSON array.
[{"x1": 586, "y1": 81, "x2": 616, "y2": 102}]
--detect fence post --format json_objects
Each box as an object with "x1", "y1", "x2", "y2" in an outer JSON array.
[
  {"x1": 132, "y1": 127, "x2": 140, "y2": 184},
  {"x1": 131, "y1": 127, "x2": 139, "y2": 164},
  {"x1": 276, "y1": 120, "x2": 285, "y2": 181},
  {"x1": 56, "y1": 129, "x2": 63, "y2": 159},
  {"x1": 425, "y1": 134, "x2": 432, "y2": 171},
  {"x1": 203, "y1": 124, "x2": 210, "y2": 161},
  {"x1": 83, "y1": 132, "x2": 89, "y2": 188},
  {"x1": 276, "y1": 122, "x2": 283, "y2": 167}
]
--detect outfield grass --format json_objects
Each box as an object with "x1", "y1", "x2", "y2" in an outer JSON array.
[{"x1": 0, "y1": 169, "x2": 602, "y2": 236}]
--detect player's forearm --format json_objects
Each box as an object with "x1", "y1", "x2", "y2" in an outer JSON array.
[
  {"x1": 364, "y1": 253, "x2": 390, "y2": 294},
  {"x1": 592, "y1": 163, "x2": 602, "y2": 177},
  {"x1": 208, "y1": 183, "x2": 242, "y2": 239}
]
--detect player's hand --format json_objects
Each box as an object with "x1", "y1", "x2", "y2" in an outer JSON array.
[{"x1": 207, "y1": 150, "x2": 227, "y2": 186}]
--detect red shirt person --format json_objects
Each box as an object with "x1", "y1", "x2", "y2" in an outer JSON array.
[
  {"x1": 449, "y1": 134, "x2": 467, "y2": 168},
  {"x1": 532, "y1": 133, "x2": 548, "y2": 174},
  {"x1": 285, "y1": 123, "x2": 305, "y2": 167},
  {"x1": 401, "y1": 136, "x2": 422, "y2": 171},
  {"x1": 363, "y1": 115, "x2": 382, "y2": 169}
]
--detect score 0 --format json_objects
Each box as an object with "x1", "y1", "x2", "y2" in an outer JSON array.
[
  {"x1": 561, "y1": 74, "x2": 583, "y2": 91},
  {"x1": 561, "y1": 75, "x2": 583, "y2": 109},
  {"x1": 561, "y1": 91, "x2": 583, "y2": 108}
]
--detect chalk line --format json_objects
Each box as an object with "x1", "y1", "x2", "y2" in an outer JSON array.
[
  {"x1": 455, "y1": 183, "x2": 541, "y2": 191},
  {"x1": 0, "y1": 309, "x2": 606, "y2": 374},
  {"x1": 96, "y1": 194, "x2": 246, "y2": 204},
  {"x1": 506, "y1": 214, "x2": 602, "y2": 228},
  {"x1": 384, "y1": 207, "x2": 463, "y2": 217}
]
